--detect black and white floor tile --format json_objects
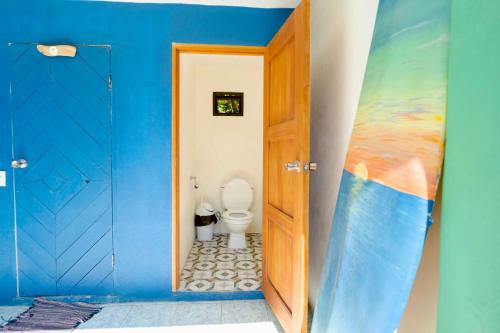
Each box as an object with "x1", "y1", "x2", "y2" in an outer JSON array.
[{"x1": 179, "y1": 233, "x2": 262, "y2": 292}]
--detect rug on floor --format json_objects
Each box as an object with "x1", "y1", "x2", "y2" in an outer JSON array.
[{"x1": 1, "y1": 297, "x2": 102, "y2": 331}]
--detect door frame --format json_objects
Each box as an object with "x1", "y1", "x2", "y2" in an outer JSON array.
[{"x1": 171, "y1": 43, "x2": 265, "y2": 291}]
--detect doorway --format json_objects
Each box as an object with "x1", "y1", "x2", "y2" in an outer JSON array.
[
  {"x1": 174, "y1": 49, "x2": 265, "y2": 293},
  {"x1": 171, "y1": 45, "x2": 266, "y2": 293}
]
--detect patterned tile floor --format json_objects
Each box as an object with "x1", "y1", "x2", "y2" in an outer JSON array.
[
  {"x1": 0, "y1": 300, "x2": 285, "y2": 332},
  {"x1": 179, "y1": 233, "x2": 262, "y2": 292}
]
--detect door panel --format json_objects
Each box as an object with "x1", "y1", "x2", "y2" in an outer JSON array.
[
  {"x1": 269, "y1": 40, "x2": 295, "y2": 126},
  {"x1": 268, "y1": 216, "x2": 294, "y2": 306},
  {"x1": 263, "y1": 1, "x2": 310, "y2": 332},
  {"x1": 9, "y1": 43, "x2": 114, "y2": 297},
  {"x1": 268, "y1": 139, "x2": 296, "y2": 217}
]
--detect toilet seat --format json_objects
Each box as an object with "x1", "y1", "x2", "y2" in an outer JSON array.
[{"x1": 223, "y1": 210, "x2": 254, "y2": 222}]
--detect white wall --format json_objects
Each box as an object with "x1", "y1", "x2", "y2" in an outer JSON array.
[
  {"x1": 179, "y1": 54, "x2": 264, "y2": 266},
  {"x1": 179, "y1": 55, "x2": 198, "y2": 270},
  {"x1": 308, "y1": 0, "x2": 379, "y2": 307}
]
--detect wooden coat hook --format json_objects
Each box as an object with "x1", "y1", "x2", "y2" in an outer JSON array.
[{"x1": 36, "y1": 44, "x2": 77, "y2": 57}]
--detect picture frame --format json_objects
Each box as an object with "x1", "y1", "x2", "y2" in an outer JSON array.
[{"x1": 213, "y1": 92, "x2": 244, "y2": 116}]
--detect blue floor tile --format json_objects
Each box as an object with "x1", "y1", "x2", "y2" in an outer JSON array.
[
  {"x1": 173, "y1": 301, "x2": 222, "y2": 326},
  {"x1": 0, "y1": 306, "x2": 28, "y2": 326},
  {"x1": 122, "y1": 302, "x2": 177, "y2": 328},
  {"x1": 221, "y1": 300, "x2": 268, "y2": 324},
  {"x1": 78, "y1": 303, "x2": 133, "y2": 329},
  {"x1": 0, "y1": 300, "x2": 287, "y2": 332}
]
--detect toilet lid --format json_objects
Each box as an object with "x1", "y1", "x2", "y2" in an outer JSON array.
[{"x1": 222, "y1": 178, "x2": 253, "y2": 210}]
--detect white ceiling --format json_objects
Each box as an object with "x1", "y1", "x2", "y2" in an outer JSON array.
[{"x1": 93, "y1": 0, "x2": 299, "y2": 8}]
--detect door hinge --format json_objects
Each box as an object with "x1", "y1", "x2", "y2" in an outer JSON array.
[
  {"x1": 112, "y1": 253, "x2": 115, "y2": 268},
  {"x1": 108, "y1": 75, "x2": 112, "y2": 91}
]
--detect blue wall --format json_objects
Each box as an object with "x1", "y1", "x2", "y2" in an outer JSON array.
[{"x1": 0, "y1": 0, "x2": 291, "y2": 304}]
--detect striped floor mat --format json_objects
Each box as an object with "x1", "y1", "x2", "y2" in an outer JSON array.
[{"x1": 2, "y1": 297, "x2": 102, "y2": 331}]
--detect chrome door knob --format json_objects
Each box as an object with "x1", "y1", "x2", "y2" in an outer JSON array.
[
  {"x1": 11, "y1": 159, "x2": 28, "y2": 169},
  {"x1": 304, "y1": 162, "x2": 318, "y2": 172},
  {"x1": 284, "y1": 160, "x2": 301, "y2": 172}
]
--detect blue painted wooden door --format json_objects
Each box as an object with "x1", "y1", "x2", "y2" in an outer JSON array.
[{"x1": 9, "y1": 44, "x2": 114, "y2": 296}]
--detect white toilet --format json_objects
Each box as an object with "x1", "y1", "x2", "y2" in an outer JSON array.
[{"x1": 221, "y1": 178, "x2": 254, "y2": 249}]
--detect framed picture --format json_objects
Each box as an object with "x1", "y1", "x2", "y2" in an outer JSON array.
[{"x1": 213, "y1": 92, "x2": 244, "y2": 116}]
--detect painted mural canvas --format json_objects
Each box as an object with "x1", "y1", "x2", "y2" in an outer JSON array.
[{"x1": 312, "y1": 0, "x2": 450, "y2": 332}]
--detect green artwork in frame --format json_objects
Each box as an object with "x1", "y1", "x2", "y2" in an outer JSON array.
[{"x1": 213, "y1": 92, "x2": 244, "y2": 116}]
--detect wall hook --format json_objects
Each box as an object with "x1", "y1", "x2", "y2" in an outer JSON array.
[{"x1": 37, "y1": 44, "x2": 77, "y2": 57}]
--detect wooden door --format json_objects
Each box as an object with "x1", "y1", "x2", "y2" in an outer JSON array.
[{"x1": 262, "y1": 1, "x2": 310, "y2": 332}]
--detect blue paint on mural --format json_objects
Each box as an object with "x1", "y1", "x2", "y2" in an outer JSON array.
[
  {"x1": 0, "y1": 0, "x2": 291, "y2": 305},
  {"x1": 312, "y1": 171, "x2": 429, "y2": 332},
  {"x1": 312, "y1": 0, "x2": 450, "y2": 330}
]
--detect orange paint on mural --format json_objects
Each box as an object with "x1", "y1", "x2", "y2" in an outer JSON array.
[{"x1": 344, "y1": 124, "x2": 445, "y2": 199}]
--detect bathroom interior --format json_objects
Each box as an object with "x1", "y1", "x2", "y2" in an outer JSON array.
[{"x1": 178, "y1": 53, "x2": 264, "y2": 293}]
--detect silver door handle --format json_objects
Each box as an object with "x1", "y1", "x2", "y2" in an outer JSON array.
[
  {"x1": 11, "y1": 159, "x2": 28, "y2": 169},
  {"x1": 284, "y1": 160, "x2": 301, "y2": 172},
  {"x1": 304, "y1": 162, "x2": 318, "y2": 172}
]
